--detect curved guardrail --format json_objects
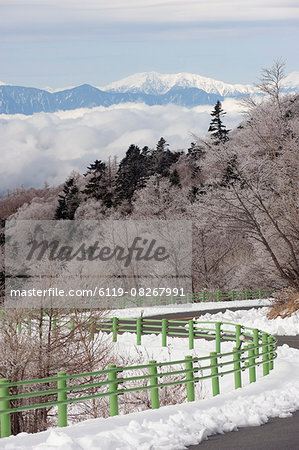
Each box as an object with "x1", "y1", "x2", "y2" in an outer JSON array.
[{"x1": 0, "y1": 317, "x2": 277, "y2": 438}]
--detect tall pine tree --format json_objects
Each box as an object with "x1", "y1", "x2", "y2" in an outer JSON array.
[
  {"x1": 208, "y1": 101, "x2": 230, "y2": 144},
  {"x1": 115, "y1": 145, "x2": 150, "y2": 205},
  {"x1": 83, "y1": 160, "x2": 113, "y2": 207},
  {"x1": 54, "y1": 178, "x2": 80, "y2": 220},
  {"x1": 150, "y1": 137, "x2": 182, "y2": 177}
]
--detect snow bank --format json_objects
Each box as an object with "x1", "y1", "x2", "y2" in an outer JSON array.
[
  {"x1": 1, "y1": 345, "x2": 298, "y2": 450},
  {"x1": 107, "y1": 298, "x2": 272, "y2": 319},
  {"x1": 192, "y1": 307, "x2": 299, "y2": 336}
]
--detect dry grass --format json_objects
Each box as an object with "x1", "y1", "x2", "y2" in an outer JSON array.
[{"x1": 267, "y1": 288, "x2": 299, "y2": 319}]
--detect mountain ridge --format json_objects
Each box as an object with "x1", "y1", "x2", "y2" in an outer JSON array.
[
  {"x1": 100, "y1": 71, "x2": 256, "y2": 96},
  {"x1": 0, "y1": 71, "x2": 298, "y2": 115}
]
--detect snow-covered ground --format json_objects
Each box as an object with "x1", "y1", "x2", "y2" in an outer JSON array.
[
  {"x1": 107, "y1": 298, "x2": 299, "y2": 336},
  {"x1": 0, "y1": 340, "x2": 298, "y2": 450},
  {"x1": 107, "y1": 298, "x2": 272, "y2": 319},
  {"x1": 190, "y1": 307, "x2": 299, "y2": 336},
  {"x1": 1, "y1": 301, "x2": 299, "y2": 449}
]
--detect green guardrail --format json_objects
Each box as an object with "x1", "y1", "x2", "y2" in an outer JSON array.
[
  {"x1": 109, "y1": 288, "x2": 274, "y2": 309},
  {"x1": 0, "y1": 316, "x2": 277, "y2": 438}
]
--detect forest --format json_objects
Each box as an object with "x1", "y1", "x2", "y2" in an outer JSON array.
[{"x1": 1, "y1": 62, "x2": 299, "y2": 293}]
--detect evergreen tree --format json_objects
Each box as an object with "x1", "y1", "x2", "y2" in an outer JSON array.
[
  {"x1": 187, "y1": 142, "x2": 206, "y2": 179},
  {"x1": 83, "y1": 159, "x2": 113, "y2": 207},
  {"x1": 115, "y1": 145, "x2": 150, "y2": 205},
  {"x1": 54, "y1": 178, "x2": 80, "y2": 220},
  {"x1": 187, "y1": 184, "x2": 207, "y2": 203},
  {"x1": 220, "y1": 155, "x2": 243, "y2": 188},
  {"x1": 156, "y1": 137, "x2": 168, "y2": 152},
  {"x1": 208, "y1": 101, "x2": 230, "y2": 144},
  {"x1": 150, "y1": 137, "x2": 182, "y2": 177},
  {"x1": 169, "y1": 169, "x2": 181, "y2": 187}
]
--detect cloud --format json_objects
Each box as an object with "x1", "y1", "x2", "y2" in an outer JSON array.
[
  {"x1": 0, "y1": 100, "x2": 243, "y2": 192},
  {"x1": 2, "y1": 1, "x2": 299, "y2": 40}
]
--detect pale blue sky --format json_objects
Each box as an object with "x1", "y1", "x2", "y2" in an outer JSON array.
[{"x1": 1, "y1": 0, "x2": 299, "y2": 88}]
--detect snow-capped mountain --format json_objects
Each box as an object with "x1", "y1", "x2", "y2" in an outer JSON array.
[
  {"x1": 0, "y1": 71, "x2": 298, "y2": 115},
  {"x1": 100, "y1": 71, "x2": 256, "y2": 97},
  {"x1": 281, "y1": 72, "x2": 299, "y2": 91}
]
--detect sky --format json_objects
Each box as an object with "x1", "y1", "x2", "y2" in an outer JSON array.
[{"x1": 1, "y1": 0, "x2": 299, "y2": 88}]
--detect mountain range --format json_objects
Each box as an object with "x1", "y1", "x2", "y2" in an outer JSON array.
[{"x1": 0, "y1": 71, "x2": 299, "y2": 115}]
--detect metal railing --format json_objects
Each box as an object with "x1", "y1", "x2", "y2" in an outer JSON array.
[
  {"x1": 110, "y1": 288, "x2": 274, "y2": 309},
  {"x1": 0, "y1": 316, "x2": 277, "y2": 438}
]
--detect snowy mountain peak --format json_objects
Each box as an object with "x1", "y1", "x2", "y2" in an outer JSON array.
[
  {"x1": 100, "y1": 71, "x2": 256, "y2": 97},
  {"x1": 282, "y1": 72, "x2": 299, "y2": 90}
]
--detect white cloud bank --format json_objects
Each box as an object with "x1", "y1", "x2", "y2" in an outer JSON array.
[
  {"x1": 0, "y1": 100, "x2": 243, "y2": 192},
  {"x1": 3, "y1": 1, "x2": 299, "y2": 28}
]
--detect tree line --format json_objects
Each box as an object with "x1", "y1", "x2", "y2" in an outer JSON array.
[{"x1": 1, "y1": 61, "x2": 299, "y2": 292}]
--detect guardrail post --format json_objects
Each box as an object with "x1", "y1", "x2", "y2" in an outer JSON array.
[
  {"x1": 185, "y1": 356, "x2": 195, "y2": 402},
  {"x1": 210, "y1": 352, "x2": 220, "y2": 396},
  {"x1": 217, "y1": 291, "x2": 220, "y2": 302},
  {"x1": 258, "y1": 289, "x2": 262, "y2": 299},
  {"x1": 253, "y1": 328, "x2": 259, "y2": 356},
  {"x1": 231, "y1": 291, "x2": 235, "y2": 301},
  {"x1": 0, "y1": 379, "x2": 11, "y2": 438},
  {"x1": 245, "y1": 290, "x2": 248, "y2": 300},
  {"x1": 112, "y1": 317, "x2": 118, "y2": 343},
  {"x1": 189, "y1": 320, "x2": 194, "y2": 350},
  {"x1": 57, "y1": 372, "x2": 67, "y2": 427},
  {"x1": 268, "y1": 336, "x2": 274, "y2": 371},
  {"x1": 248, "y1": 344, "x2": 256, "y2": 383},
  {"x1": 233, "y1": 347, "x2": 242, "y2": 389},
  {"x1": 162, "y1": 319, "x2": 167, "y2": 347},
  {"x1": 149, "y1": 361, "x2": 160, "y2": 409},
  {"x1": 262, "y1": 332, "x2": 269, "y2": 376},
  {"x1": 235, "y1": 325, "x2": 242, "y2": 348},
  {"x1": 137, "y1": 317, "x2": 142, "y2": 346},
  {"x1": 108, "y1": 365, "x2": 119, "y2": 416},
  {"x1": 215, "y1": 322, "x2": 221, "y2": 354},
  {"x1": 202, "y1": 291, "x2": 206, "y2": 303}
]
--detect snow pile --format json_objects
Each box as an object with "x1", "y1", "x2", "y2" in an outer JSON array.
[
  {"x1": 192, "y1": 307, "x2": 299, "y2": 336},
  {"x1": 107, "y1": 298, "x2": 272, "y2": 319},
  {"x1": 1, "y1": 345, "x2": 298, "y2": 450}
]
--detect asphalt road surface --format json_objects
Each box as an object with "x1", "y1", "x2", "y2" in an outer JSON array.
[{"x1": 146, "y1": 306, "x2": 299, "y2": 450}]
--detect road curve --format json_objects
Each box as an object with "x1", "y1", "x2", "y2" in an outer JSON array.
[{"x1": 144, "y1": 305, "x2": 299, "y2": 450}]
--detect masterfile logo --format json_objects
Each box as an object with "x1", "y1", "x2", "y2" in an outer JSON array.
[{"x1": 5, "y1": 220, "x2": 192, "y2": 308}]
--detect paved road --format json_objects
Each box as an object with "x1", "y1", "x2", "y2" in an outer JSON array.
[
  {"x1": 117, "y1": 305, "x2": 257, "y2": 335},
  {"x1": 146, "y1": 305, "x2": 256, "y2": 321},
  {"x1": 145, "y1": 306, "x2": 299, "y2": 450},
  {"x1": 116, "y1": 304, "x2": 299, "y2": 449},
  {"x1": 189, "y1": 409, "x2": 299, "y2": 450},
  {"x1": 188, "y1": 336, "x2": 299, "y2": 450}
]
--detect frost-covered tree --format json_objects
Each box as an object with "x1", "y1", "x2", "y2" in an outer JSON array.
[{"x1": 199, "y1": 92, "x2": 299, "y2": 288}]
